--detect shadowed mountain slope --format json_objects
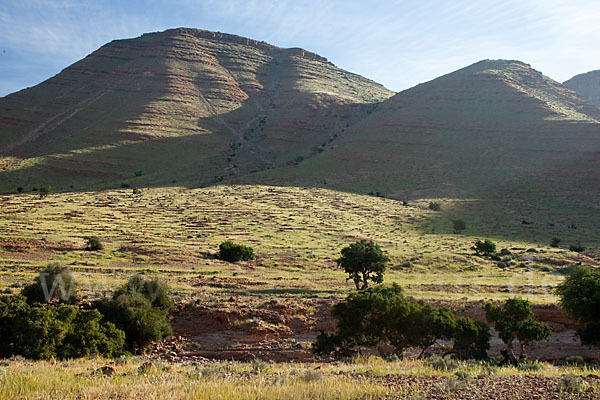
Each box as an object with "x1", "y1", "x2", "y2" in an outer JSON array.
[
  {"x1": 564, "y1": 70, "x2": 600, "y2": 108},
  {"x1": 0, "y1": 28, "x2": 393, "y2": 191},
  {"x1": 242, "y1": 60, "x2": 600, "y2": 226}
]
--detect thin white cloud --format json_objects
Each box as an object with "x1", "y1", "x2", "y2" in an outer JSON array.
[{"x1": 1, "y1": 0, "x2": 600, "y2": 95}]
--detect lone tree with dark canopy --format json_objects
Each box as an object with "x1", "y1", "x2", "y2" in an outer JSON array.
[
  {"x1": 556, "y1": 266, "x2": 600, "y2": 344},
  {"x1": 337, "y1": 240, "x2": 389, "y2": 290},
  {"x1": 485, "y1": 297, "x2": 551, "y2": 364}
]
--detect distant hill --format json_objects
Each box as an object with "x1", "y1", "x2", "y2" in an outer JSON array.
[
  {"x1": 564, "y1": 70, "x2": 600, "y2": 108},
  {"x1": 0, "y1": 28, "x2": 392, "y2": 191}
]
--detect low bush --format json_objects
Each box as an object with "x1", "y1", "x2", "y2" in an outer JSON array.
[
  {"x1": 96, "y1": 275, "x2": 173, "y2": 351},
  {"x1": 218, "y1": 240, "x2": 254, "y2": 262},
  {"x1": 85, "y1": 236, "x2": 103, "y2": 251},
  {"x1": 473, "y1": 239, "x2": 496, "y2": 257},
  {"x1": 0, "y1": 295, "x2": 124, "y2": 360},
  {"x1": 452, "y1": 219, "x2": 466, "y2": 234},
  {"x1": 21, "y1": 263, "x2": 77, "y2": 304},
  {"x1": 428, "y1": 202, "x2": 441, "y2": 211}
]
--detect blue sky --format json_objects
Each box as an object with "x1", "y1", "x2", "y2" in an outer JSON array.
[{"x1": 1, "y1": 0, "x2": 600, "y2": 97}]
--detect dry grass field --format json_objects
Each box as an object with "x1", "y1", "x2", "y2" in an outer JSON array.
[{"x1": 1, "y1": 184, "x2": 599, "y2": 399}]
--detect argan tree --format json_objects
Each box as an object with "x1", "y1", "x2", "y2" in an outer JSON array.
[
  {"x1": 556, "y1": 266, "x2": 600, "y2": 344},
  {"x1": 485, "y1": 297, "x2": 551, "y2": 364},
  {"x1": 337, "y1": 240, "x2": 389, "y2": 290}
]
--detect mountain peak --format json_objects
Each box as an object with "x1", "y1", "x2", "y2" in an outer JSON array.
[{"x1": 131, "y1": 27, "x2": 330, "y2": 64}]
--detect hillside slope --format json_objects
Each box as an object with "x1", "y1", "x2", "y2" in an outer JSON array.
[
  {"x1": 243, "y1": 60, "x2": 600, "y2": 226},
  {"x1": 0, "y1": 28, "x2": 393, "y2": 191},
  {"x1": 564, "y1": 70, "x2": 600, "y2": 108}
]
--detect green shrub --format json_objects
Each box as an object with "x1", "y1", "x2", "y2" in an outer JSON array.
[
  {"x1": 21, "y1": 263, "x2": 77, "y2": 304},
  {"x1": 517, "y1": 361, "x2": 543, "y2": 371},
  {"x1": 85, "y1": 236, "x2": 103, "y2": 251},
  {"x1": 485, "y1": 298, "x2": 551, "y2": 364},
  {"x1": 428, "y1": 355, "x2": 460, "y2": 371},
  {"x1": 0, "y1": 295, "x2": 124, "y2": 360},
  {"x1": 452, "y1": 317, "x2": 490, "y2": 360},
  {"x1": 56, "y1": 307, "x2": 124, "y2": 359},
  {"x1": 96, "y1": 275, "x2": 172, "y2": 351},
  {"x1": 337, "y1": 240, "x2": 388, "y2": 290},
  {"x1": 16, "y1": 187, "x2": 23, "y2": 193},
  {"x1": 39, "y1": 186, "x2": 50, "y2": 198},
  {"x1": 569, "y1": 242, "x2": 585, "y2": 253},
  {"x1": 428, "y1": 202, "x2": 441, "y2": 211},
  {"x1": 218, "y1": 240, "x2": 254, "y2": 262},
  {"x1": 564, "y1": 356, "x2": 585, "y2": 366},
  {"x1": 556, "y1": 266, "x2": 600, "y2": 345},
  {"x1": 452, "y1": 219, "x2": 466, "y2": 234},
  {"x1": 550, "y1": 237, "x2": 561, "y2": 248},
  {"x1": 473, "y1": 239, "x2": 496, "y2": 257},
  {"x1": 559, "y1": 374, "x2": 588, "y2": 393}
]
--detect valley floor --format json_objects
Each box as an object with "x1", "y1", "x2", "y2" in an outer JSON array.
[{"x1": 1, "y1": 185, "x2": 600, "y2": 398}]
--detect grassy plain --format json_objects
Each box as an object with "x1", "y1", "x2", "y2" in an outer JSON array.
[
  {"x1": 1, "y1": 184, "x2": 596, "y2": 305},
  {"x1": 1, "y1": 185, "x2": 599, "y2": 399}
]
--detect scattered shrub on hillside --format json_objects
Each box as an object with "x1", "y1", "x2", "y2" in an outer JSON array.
[
  {"x1": 21, "y1": 263, "x2": 77, "y2": 304},
  {"x1": 16, "y1": 187, "x2": 23, "y2": 193},
  {"x1": 556, "y1": 266, "x2": 600, "y2": 345},
  {"x1": 428, "y1": 202, "x2": 441, "y2": 211},
  {"x1": 452, "y1": 219, "x2": 466, "y2": 234},
  {"x1": 85, "y1": 236, "x2": 103, "y2": 251},
  {"x1": 39, "y1": 186, "x2": 50, "y2": 198},
  {"x1": 218, "y1": 240, "x2": 255, "y2": 262},
  {"x1": 0, "y1": 295, "x2": 124, "y2": 360},
  {"x1": 473, "y1": 239, "x2": 496, "y2": 257},
  {"x1": 132, "y1": 188, "x2": 142, "y2": 195},
  {"x1": 337, "y1": 240, "x2": 389, "y2": 290},
  {"x1": 569, "y1": 242, "x2": 585, "y2": 253},
  {"x1": 96, "y1": 275, "x2": 172, "y2": 351},
  {"x1": 485, "y1": 297, "x2": 551, "y2": 364},
  {"x1": 135, "y1": 170, "x2": 143, "y2": 177},
  {"x1": 550, "y1": 237, "x2": 561, "y2": 248}
]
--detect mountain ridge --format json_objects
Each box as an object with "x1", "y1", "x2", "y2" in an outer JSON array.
[{"x1": 1, "y1": 29, "x2": 600, "y2": 233}]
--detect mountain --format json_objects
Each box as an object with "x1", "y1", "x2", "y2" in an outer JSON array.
[
  {"x1": 243, "y1": 60, "x2": 600, "y2": 224},
  {"x1": 0, "y1": 28, "x2": 393, "y2": 191},
  {"x1": 564, "y1": 70, "x2": 600, "y2": 108},
  {"x1": 2, "y1": 30, "x2": 600, "y2": 232}
]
